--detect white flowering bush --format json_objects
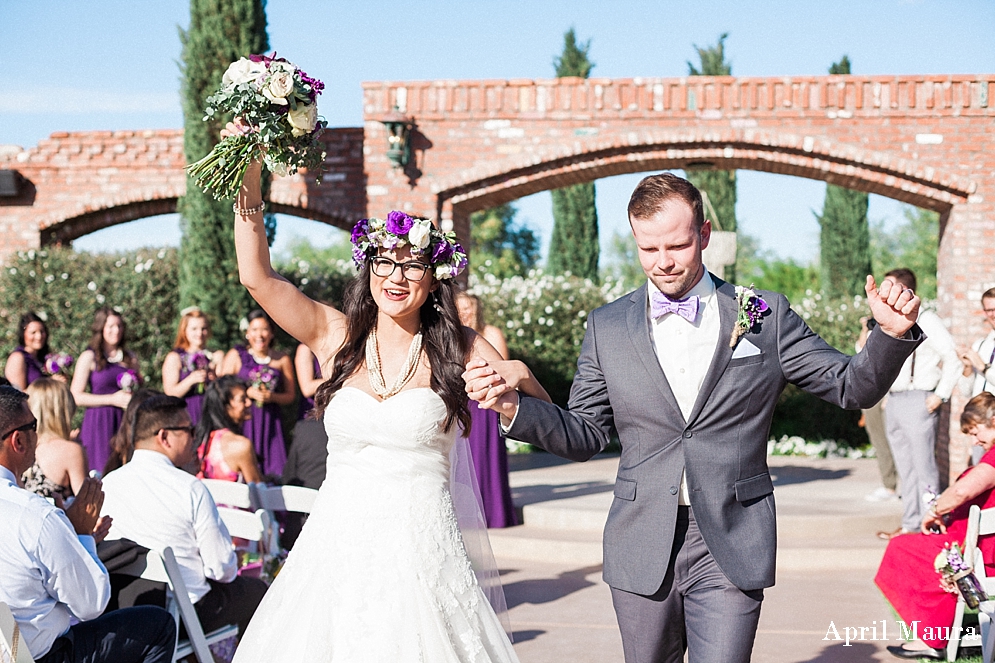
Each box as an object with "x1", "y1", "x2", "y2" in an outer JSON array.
[
  {"x1": 767, "y1": 435, "x2": 871, "y2": 459},
  {"x1": 470, "y1": 269, "x2": 627, "y2": 405},
  {"x1": 0, "y1": 247, "x2": 180, "y2": 386}
]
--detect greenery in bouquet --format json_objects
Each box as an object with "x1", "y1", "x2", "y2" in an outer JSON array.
[{"x1": 186, "y1": 54, "x2": 328, "y2": 200}]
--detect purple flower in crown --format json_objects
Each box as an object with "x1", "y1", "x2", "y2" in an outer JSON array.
[
  {"x1": 432, "y1": 239, "x2": 454, "y2": 264},
  {"x1": 351, "y1": 219, "x2": 369, "y2": 246},
  {"x1": 385, "y1": 210, "x2": 414, "y2": 235},
  {"x1": 352, "y1": 246, "x2": 368, "y2": 266}
]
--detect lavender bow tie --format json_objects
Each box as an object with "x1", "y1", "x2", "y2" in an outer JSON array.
[{"x1": 651, "y1": 293, "x2": 700, "y2": 322}]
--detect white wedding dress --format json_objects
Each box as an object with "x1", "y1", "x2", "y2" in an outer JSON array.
[{"x1": 233, "y1": 387, "x2": 520, "y2": 663}]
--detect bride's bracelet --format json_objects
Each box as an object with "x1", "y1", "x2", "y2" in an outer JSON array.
[{"x1": 233, "y1": 201, "x2": 266, "y2": 216}]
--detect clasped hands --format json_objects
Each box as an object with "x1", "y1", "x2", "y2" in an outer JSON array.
[{"x1": 462, "y1": 359, "x2": 529, "y2": 423}]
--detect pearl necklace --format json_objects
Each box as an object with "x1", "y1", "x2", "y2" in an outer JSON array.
[{"x1": 365, "y1": 326, "x2": 423, "y2": 399}]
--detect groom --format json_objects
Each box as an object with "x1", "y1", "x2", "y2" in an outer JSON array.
[{"x1": 465, "y1": 173, "x2": 923, "y2": 663}]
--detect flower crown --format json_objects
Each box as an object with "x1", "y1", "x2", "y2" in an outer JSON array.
[{"x1": 350, "y1": 211, "x2": 468, "y2": 280}]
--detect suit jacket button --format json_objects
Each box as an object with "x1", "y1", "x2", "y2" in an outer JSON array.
[
  {"x1": 670, "y1": 486, "x2": 678, "y2": 495},
  {"x1": 683, "y1": 431, "x2": 693, "y2": 439}
]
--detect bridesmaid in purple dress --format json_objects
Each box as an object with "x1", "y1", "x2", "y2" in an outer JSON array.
[
  {"x1": 70, "y1": 307, "x2": 141, "y2": 474},
  {"x1": 294, "y1": 343, "x2": 323, "y2": 420},
  {"x1": 162, "y1": 307, "x2": 224, "y2": 425},
  {"x1": 456, "y1": 292, "x2": 518, "y2": 528},
  {"x1": 4, "y1": 312, "x2": 68, "y2": 390},
  {"x1": 221, "y1": 309, "x2": 296, "y2": 476}
]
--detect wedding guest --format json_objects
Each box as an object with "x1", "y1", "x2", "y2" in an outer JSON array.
[
  {"x1": 0, "y1": 385, "x2": 176, "y2": 663},
  {"x1": 857, "y1": 317, "x2": 898, "y2": 503},
  {"x1": 455, "y1": 291, "x2": 517, "y2": 528},
  {"x1": 959, "y1": 287, "x2": 995, "y2": 398},
  {"x1": 162, "y1": 307, "x2": 224, "y2": 426},
  {"x1": 876, "y1": 392, "x2": 995, "y2": 660},
  {"x1": 220, "y1": 310, "x2": 295, "y2": 477},
  {"x1": 23, "y1": 379, "x2": 87, "y2": 500},
  {"x1": 195, "y1": 376, "x2": 262, "y2": 483},
  {"x1": 294, "y1": 343, "x2": 322, "y2": 420},
  {"x1": 71, "y1": 308, "x2": 142, "y2": 475},
  {"x1": 5, "y1": 312, "x2": 66, "y2": 390},
  {"x1": 102, "y1": 389, "x2": 159, "y2": 477},
  {"x1": 100, "y1": 395, "x2": 267, "y2": 636},
  {"x1": 879, "y1": 269, "x2": 962, "y2": 540}
]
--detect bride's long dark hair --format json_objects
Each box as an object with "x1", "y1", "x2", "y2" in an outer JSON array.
[{"x1": 311, "y1": 261, "x2": 471, "y2": 434}]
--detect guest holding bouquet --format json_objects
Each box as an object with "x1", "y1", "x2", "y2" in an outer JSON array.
[
  {"x1": 294, "y1": 343, "x2": 322, "y2": 420},
  {"x1": 5, "y1": 312, "x2": 72, "y2": 389},
  {"x1": 455, "y1": 291, "x2": 517, "y2": 528},
  {"x1": 71, "y1": 307, "x2": 142, "y2": 473},
  {"x1": 195, "y1": 376, "x2": 262, "y2": 484},
  {"x1": 875, "y1": 391, "x2": 995, "y2": 660},
  {"x1": 22, "y1": 378, "x2": 88, "y2": 500},
  {"x1": 220, "y1": 310, "x2": 294, "y2": 476},
  {"x1": 162, "y1": 307, "x2": 223, "y2": 425}
]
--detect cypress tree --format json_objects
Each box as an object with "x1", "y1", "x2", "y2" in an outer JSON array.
[
  {"x1": 178, "y1": 0, "x2": 269, "y2": 348},
  {"x1": 686, "y1": 33, "x2": 737, "y2": 282},
  {"x1": 816, "y1": 55, "x2": 872, "y2": 299},
  {"x1": 547, "y1": 29, "x2": 600, "y2": 282}
]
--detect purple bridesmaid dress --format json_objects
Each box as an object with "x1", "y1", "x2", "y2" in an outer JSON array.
[
  {"x1": 175, "y1": 348, "x2": 209, "y2": 425},
  {"x1": 465, "y1": 399, "x2": 517, "y2": 528},
  {"x1": 12, "y1": 347, "x2": 45, "y2": 386},
  {"x1": 296, "y1": 352, "x2": 322, "y2": 421},
  {"x1": 235, "y1": 345, "x2": 287, "y2": 476},
  {"x1": 79, "y1": 361, "x2": 129, "y2": 473}
]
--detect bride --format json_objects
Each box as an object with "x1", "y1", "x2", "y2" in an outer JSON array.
[{"x1": 227, "y1": 126, "x2": 549, "y2": 662}]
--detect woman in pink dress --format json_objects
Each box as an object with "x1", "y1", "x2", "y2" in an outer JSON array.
[
  {"x1": 195, "y1": 374, "x2": 263, "y2": 483},
  {"x1": 162, "y1": 307, "x2": 224, "y2": 426},
  {"x1": 876, "y1": 392, "x2": 995, "y2": 660}
]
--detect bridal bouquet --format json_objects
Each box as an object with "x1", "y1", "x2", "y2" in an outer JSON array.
[
  {"x1": 186, "y1": 53, "x2": 328, "y2": 200},
  {"x1": 44, "y1": 352, "x2": 74, "y2": 376},
  {"x1": 935, "y1": 542, "x2": 988, "y2": 608}
]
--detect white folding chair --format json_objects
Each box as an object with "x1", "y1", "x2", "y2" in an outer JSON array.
[
  {"x1": 115, "y1": 547, "x2": 238, "y2": 663},
  {"x1": 948, "y1": 505, "x2": 995, "y2": 661},
  {"x1": 201, "y1": 479, "x2": 257, "y2": 510},
  {"x1": 0, "y1": 602, "x2": 34, "y2": 663},
  {"x1": 253, "y1": 484, "x2": 318, "y2": 515},
  {"x1": 217, "y1": 507, "x2": 277, "y2": 556}
]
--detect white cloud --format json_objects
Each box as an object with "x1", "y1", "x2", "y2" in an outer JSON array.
[{"x1": 0, "y1": 87, "x2": 178, "y2": 114}]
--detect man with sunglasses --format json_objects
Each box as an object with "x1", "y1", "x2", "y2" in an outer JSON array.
[
  {"x1": 100, "y1": 395, "x2": 267, "y2": 637},
  {"x1": 0, "y1": 385, "x2": 176, "y2": 663}
]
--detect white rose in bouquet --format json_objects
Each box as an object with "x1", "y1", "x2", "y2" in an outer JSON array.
[
  {"x1": 287, "y1": 103, "x2": 318, "y2": 136},
  {"x1": 408, "y1": 220, "x2": 432, "y2": 250},
  {"x1": 222, "y1": 58, "x2": 266, "y2": 87},
  {"x1": 263, "y1": 71, "x2": 295, "y2": 104}
]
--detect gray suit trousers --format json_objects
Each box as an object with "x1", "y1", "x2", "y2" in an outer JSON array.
[{"x1": 610, "y1": 506, "x2": 764, "y2": 663}]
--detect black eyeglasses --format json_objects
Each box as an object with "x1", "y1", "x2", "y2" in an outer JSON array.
[
  {"x1": 161, "y1": 426, "x2": 194, "y2": 436},
  {"x1": 1, "y1": 419, "x2": 37, "y2": 440},
  {"x1": 370, "y1": 257, "x2": 430, "y2": 282}
]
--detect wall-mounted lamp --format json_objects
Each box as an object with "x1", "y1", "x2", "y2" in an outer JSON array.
[{"x1": 380, "y1": 107, "x2": 413, "y2": 168}]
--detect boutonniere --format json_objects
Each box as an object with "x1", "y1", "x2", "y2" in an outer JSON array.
[{"x1": 730, "y1": 284, "x2": 769, "y2": 348}]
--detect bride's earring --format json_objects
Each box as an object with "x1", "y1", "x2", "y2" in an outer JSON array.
[{"x1": 433, "y1": 292, "x2": 444, "y2": 314}]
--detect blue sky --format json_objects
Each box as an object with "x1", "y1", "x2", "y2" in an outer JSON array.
[{"x1": 2, "y1": 0, "x2": 993, "y2": 263}]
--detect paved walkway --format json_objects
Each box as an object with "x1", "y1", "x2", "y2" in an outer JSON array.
[{"x1": 494, "y1": 451, "x2": 948, "y2": 663}]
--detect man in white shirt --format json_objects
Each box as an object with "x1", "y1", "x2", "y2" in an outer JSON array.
[
  {"x1": 880, "y1": 268, "x2": 963, "y2": 539},
  {"x1": 100, "y1": 395, "x2": 266, "y2": 635},
  {"x1": 0, "y1": 385, "x2": 175, "y2": 663},
  {"x1": 959, "y1": 287, "x2": 995, "y2": 397}
]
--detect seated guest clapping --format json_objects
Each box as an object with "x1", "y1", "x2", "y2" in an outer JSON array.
[
  {"x1": 0, "y1": 385, "x2": 175, "y2": 663},
  {"x1": 100, "y1": 395, "x2": 267, "y2": 635},
  {"x1": 875, "y1": 391, "x2": 995, "y2": 660}
]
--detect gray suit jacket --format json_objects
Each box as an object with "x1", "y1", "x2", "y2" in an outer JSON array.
[{"x1": 508, "y1": 276, "x2": 922, "y2": 593}]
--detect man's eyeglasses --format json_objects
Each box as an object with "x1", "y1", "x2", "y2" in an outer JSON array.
[
  {"x1": 161, "y1": 426, "x2": 194, "y2": 436},
  {"x1": 370, "y1": 257, "x2": 430, "y2": 282},
  {"x1": 0, "y1": 419, "x2": 37, "y2": 441}
]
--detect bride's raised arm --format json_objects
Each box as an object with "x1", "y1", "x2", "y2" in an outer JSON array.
[{"x1": 231, "y1": 126, "x2": 346, "y2": 362}]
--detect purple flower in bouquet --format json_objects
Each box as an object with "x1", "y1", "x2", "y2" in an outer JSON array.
[
  {"x1": 385, "y1": 211, "x2": 414, "y2": 235},
  {"x1": 117, "y1": 369, "x2": 140, "y2": 394},
  {"x1": 247, "y1": 365, "x2": 279, "y2": 407},
  {"x1": 44, "y1": 352, "x2": 74, "y2": 375},
  {"x1": 184, "y1": 350, "x2": 212, "y2": 394}
]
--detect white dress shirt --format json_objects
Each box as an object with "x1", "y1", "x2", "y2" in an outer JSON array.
[
  {"x1": 962, "y1": 329, "x2": 995, "y2": 397},
  {"x1": 100, "y1": 450, "x2": 237, "y2": 604},
  {"x1": 0, "y1": 466, "x2": 109, "y2": 659},
  {"x1": 888, "y1": 310, "x2": 961, "y2": 400},
  {"x1": 647, "y1": 273, "x2": 721, "y2": 505}
]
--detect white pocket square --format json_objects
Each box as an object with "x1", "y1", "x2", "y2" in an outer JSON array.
[{"x1": 732, "y1": 338, "x2": 762, "y2": 359}]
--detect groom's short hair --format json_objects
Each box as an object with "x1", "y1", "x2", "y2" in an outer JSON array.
[{"x1": 628, "y1": 173, "x2": 705, "y2": 228}]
